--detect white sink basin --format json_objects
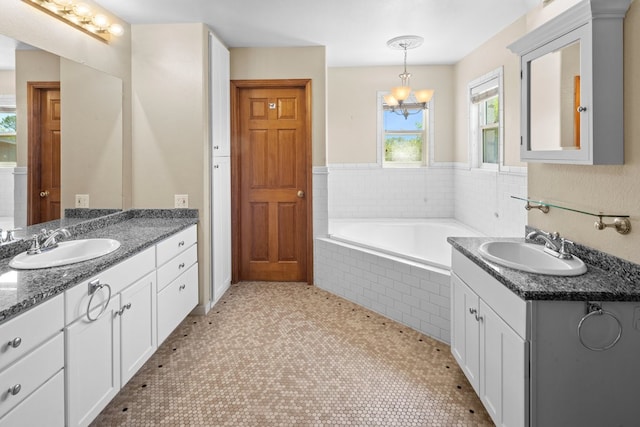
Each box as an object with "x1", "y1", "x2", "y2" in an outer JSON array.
[
  {"x1": 9, "y1": 239, "x2": 121, "y2": 270},
  {"x1": 477, "y1": 241, "x2": 587, "y2": 276}
]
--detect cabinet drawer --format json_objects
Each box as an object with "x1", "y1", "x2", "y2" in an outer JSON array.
[
  {"x1": 157, "y1": 244, "x2": 197, "y2": 292},
  {"x1": 156, "y1": 225, "x2": 197, "y2": 267},
  {"x1": 0, "y1": 369, "x2": 64, "y2": 427},
  {"x1": 157, "y1": 263, "x2": 198, "y2": 345},
  {"x1": 0, "y1": 332, "x2": 63, "y2": 418},
  {"x1": 65, "y1": 246, "x2": 155, "y2": 324},
  {"x1": 0, "y1": 294, "x2": 63, "y2": 371}
]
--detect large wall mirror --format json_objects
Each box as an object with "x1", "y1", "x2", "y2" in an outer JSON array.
[{"x1": 0, "y1": 33, "x2": 123, "y2": 230}]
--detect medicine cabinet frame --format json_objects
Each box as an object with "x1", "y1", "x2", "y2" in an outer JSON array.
[{"x1": 508, "y1": 0, "x2": 631, "y2": 165}]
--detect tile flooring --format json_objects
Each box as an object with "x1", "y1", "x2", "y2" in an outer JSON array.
[{"x1": 92, "y1": 282, "x2": 493, "y2": 426}]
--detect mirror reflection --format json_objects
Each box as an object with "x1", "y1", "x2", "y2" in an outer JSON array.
[
  {"x1": 530, "y1": 40, "x2": 581, "y2": 151},
  {"x1": 0, "y1": 34, "x2": 123, "y2": 231}
]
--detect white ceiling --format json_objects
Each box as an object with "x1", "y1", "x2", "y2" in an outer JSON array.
[{"x1": 94, "y1": 0, "x2": 541, "y2": 67}]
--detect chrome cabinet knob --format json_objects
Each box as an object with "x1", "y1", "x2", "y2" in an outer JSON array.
[
  {"x1": 8, "y1": 337, "x2": 21, "y2": 348},
  {"x1": 8, "y1": 384, "x2": 21, "y2": 396}
]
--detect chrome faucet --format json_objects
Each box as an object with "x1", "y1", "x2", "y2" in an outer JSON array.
[
  {"x1": 0, "y1": 228, "x2": 20, "y2": 244},
  {"x1": 526, "y1": 229, "x2": 574, "y2": 259},
  {"x1": 27, "y1": 228, "x2": 71, "y2": 255}
]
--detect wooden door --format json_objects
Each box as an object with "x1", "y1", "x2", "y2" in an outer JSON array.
[
  {"x1": 232, "y1": 80, "x2": 312, "y2": 283},
  {"x1": 27, "y1": 83, "x2": 61, "y2": 225}
]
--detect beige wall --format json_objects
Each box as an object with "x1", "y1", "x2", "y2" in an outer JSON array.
[
  {"x1": 1, "y1": 0, "x2": 133, "y2": 208},
  {"x1": 327, "y1": 65, "x2": 454, "y2": 163},
  {"x1": 61, "y1": 58, "x2": 123, "y2": 210},
  {"x1": 131, "y1": 23, "x2": 211, "y2": 305},
  {"x1": 528, "y1": 1, "x2": 640, "y2": 264},
  {"x1": 453, "y1": 17, "x2": 526, "y2": 167},
  {"x1": 230, "y1": 46, "x2": 327, "y2": 166}
]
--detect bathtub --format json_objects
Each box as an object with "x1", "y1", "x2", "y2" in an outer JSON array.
[
  {"x1": 329, "y1": 218, "x2": 482, "y2": 271},
  {"x1": 314, "y1": 218, "x2": 483, "y2": 343}
]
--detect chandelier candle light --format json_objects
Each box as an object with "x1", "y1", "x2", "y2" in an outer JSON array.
[
  {"x1": 23, "y1": 0, "x2": 124, "y2": 43},
  {"x1": 384, "y1": 35, "x2": 434, "y2": 119}
]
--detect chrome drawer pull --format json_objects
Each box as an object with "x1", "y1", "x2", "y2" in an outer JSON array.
[
  {"x1": 179, "y1": 284, "x2": 186, "y2": 291},
  {"x1": 178, "y1": 240, "x2": 185, "y2": 247},
  {"x1": 8, "y1": 337, "x2": 22, "y2": 348},
  {"x1": 8, "y1": 384, "x2": 21, "y2": 396},
  {"x1": 178, "y1": 262, "x2": 185, "y2": 269},
  {"x1": 86, "y1": 280, "x2": 112, "y2": 322},
  {"x1": 115, "y1": 303, "x2": 132, "y2": 317}
]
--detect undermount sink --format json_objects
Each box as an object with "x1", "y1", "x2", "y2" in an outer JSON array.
[
  {"x1": 9, "y1": 239, "x2": 121, "y2": 270},
  {"x1": 477, "y1": 241, "x2": 587, "y2": 276}
]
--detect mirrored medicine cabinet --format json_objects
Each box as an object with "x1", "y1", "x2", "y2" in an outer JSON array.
[{"x1": 508, "y1": 0, "x2": 631, "y2": 165}]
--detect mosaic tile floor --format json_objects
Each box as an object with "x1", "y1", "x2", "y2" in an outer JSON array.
[{"x1": 92, "y1": 282, "x2": 493, "y2": 426}]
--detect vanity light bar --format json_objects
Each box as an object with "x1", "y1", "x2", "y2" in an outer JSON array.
[{"x1": 22, "y1": 0, "x2": 124, "y2": 43}]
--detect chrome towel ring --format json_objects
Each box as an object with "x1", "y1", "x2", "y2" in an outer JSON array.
[
  {"x1": 577, "y1": 302, "x2": 622, "y2": 351},
  {"x1": 86, "y1": 279, "x2": 112, "y2": 322}
]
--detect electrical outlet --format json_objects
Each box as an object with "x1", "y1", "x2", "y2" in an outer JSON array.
[
  {"x1": 174, "y1": 194, "x2": 188, "y2": 208},
  {"x1": 75, "y1": 194, "x2": 90, "y2": 208}
]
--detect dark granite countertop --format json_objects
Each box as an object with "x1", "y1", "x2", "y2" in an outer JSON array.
[
  {"x1": 448, "y1": 236, "x2": 640, "y2": 302},
  {"x1": 0, "y1": 209, "x2": 198, "y2": 323}
]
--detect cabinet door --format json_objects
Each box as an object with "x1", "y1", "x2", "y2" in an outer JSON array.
[
  {"x1": 451, "y1": 274, "x2": 480, "y2": 393},
  {"x1": 210, "y1": 32, "x2": 230, "y2": 157},
  {"x1": 66, "y1": 294, "x2": 121, "y2": 427},
  {"x1": 120, "y1": 272, "x2": 157, "y2": 386},
  {"x1": 212, "y1": 156, "x2": 231, "y2": 303},
  {"x1": 479, "y1": 299, "x2": 527, "y2": 427}
]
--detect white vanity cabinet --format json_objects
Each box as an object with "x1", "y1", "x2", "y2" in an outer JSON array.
[
  {"x1": 451, "y1": 250, "x2": 527, "y2": 427},
  {"x1": 65, "y1": 246, "x2": 156, "y2": 427},
  {"x1": 156, "y1": 225, "x2": 199, "y2": 345},
  {"x1": 0, "y1": 295, "x2": 65, "y2": 427}
]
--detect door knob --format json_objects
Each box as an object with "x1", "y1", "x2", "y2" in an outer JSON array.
[
  {"x1": 297, "y1": 190, "x2": 305, "y2": 198},
  {"x1": 39, "y1": 190, "x2": 50, "y2": 198}
]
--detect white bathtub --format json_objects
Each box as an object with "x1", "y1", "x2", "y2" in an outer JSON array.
[
  {"x1": 315, "y1": 218, "x2": 483, "y2": 343},
  {"x1": 329, "y1": 218, "x2": 482, "y2": 270}
]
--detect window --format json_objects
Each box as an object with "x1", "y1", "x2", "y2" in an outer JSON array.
[
  {"x1": 469, "y1": 68, "x2": 503, "y2": 169},
  {"x1": 0, "y1": 105, "x2": 17, "y2": 166},
  {"x1": 378, "y1": 92, "x2": 432, "y2": 167}
]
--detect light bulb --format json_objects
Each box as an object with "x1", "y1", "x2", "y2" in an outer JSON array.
[
  {"x1": 383, "y1": 94, "x2": 399, "y2": 107},
  {"x1": 92, "y1": 14, "x2": 109, "y2": 29},
  {"x1": 391, "y1": 86, "x2": 411, "y2": 102},
  {"x1": 108, "y1": 23, "x2": 124, "y2": 36},
  {"x1": 73, "y1": 2, "x2": 92, "y2": 18},
  {"x1": 414, "y1": 89, "x2": 434, "y2": 103}
]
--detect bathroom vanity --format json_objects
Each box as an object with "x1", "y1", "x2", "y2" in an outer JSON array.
[
  {"x1": 449, "y1": 237, "x2": 640, "y2": 427},
  {"x1": 0, "y1": 210, "x2": 199, "y2": 427}
]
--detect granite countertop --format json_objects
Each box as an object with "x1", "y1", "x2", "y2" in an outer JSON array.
[
  {"x1": 448, "y1": 236, "x2": 640, "y2": 302},
  {"x1": 0, "y1": 209, "x2": 198, "y2": 323}
]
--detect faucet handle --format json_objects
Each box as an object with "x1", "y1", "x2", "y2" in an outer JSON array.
[
  {"x1": 558, "y1": 238, "x2": 574, "y2": 259},
  {"x1": 27, "y1": 234, "x2": 42, "y2": 255}
]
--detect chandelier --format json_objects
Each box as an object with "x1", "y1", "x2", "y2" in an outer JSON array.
[{"x1": 383, "y1": 35, "x2": 434, "y2": 119}]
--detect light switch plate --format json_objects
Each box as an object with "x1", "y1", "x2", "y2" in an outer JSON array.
[
  {"x1": 75, "y1": 194, "x2": 89, "y2": 208},
  {"x1": 174, "y1": 194, "x2": 188, "y2": 208}
]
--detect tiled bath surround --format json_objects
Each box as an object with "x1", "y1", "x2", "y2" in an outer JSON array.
[{"x1": 314, "y1": 163, "x2": 527, "y2": 343}]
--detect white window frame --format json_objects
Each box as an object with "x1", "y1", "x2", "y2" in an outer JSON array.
[
  {"x1": 468, "y1": 68, "x2": 504, "y2": 171},
  {"x1": 376, "y1": 91, "x2": 435, "y2": 168}
]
